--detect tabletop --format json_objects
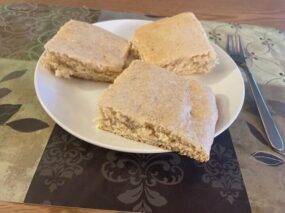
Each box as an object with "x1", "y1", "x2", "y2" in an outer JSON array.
[
  {"x1": 1, "y1": 0, "x2": 285, "y2": 29},
  {"x1": 0, "y1": 2, "x2": 285, "y2": 213}
]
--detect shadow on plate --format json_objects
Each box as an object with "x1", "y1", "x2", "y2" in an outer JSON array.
[{"x1": 215, "y1": 93, "x2": 231, "y2": 134}]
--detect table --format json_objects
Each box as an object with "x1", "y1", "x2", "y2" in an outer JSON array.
[
  {"x1": 0, "y1": 2, "x2": 285, "y2": 213},
  {"x1": 1, "y1": 0, "x2": 285, "y2": 29}
]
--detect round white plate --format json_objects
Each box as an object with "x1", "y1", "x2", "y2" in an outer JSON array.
[{"x1": 35, "y1": 19, "x2": 244, "y2": 153}]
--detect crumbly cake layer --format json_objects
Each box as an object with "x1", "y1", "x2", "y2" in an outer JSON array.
[
  {"x1": 97, "y1": 61, "x2": 218, "y2": 162},
  {"x1": 42, "y1": 51, "x2": 119, "y2": 82},
  {"x1": 161, "y1": 53, "x2": 214, "y2": 75},
  {"x1": 98, "y1": 107, "x2": 208, "y2": 161},
  {"x1": 131, "y1": 12, "x2": 217, "y2": 75},
  {"x1": 43, "y1": 20, "x2": 130, "y2": 82}
]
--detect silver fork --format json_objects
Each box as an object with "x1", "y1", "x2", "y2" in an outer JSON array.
[{"x1": 227, "y1": 34, "x2": 284, "y2": 151}]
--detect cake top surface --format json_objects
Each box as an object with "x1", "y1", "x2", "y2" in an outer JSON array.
[
  {"x1": 131, "y1": 12, "x2": 215, "y2": 64},
  {"x1": 44, "y1": 20, "x2": 130, "y2": 71},
  {"x1": 99, "y1": 60, "x2": 218, "y2": 153}
]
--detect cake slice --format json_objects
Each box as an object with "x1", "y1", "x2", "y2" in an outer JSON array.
[
  {"x1": 97, "y1": 61, "x2": 218, "y2": 162},
  {"x1": 42, "y1": 20, "x2": 131, "y2": 82},
  {"x1": 131, "y1": 12, "x2": 217, "y2": 75}
]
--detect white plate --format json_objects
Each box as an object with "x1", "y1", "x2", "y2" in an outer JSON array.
[{"x1": 35, "y1": 19, "x2": 244, "y2": 153}]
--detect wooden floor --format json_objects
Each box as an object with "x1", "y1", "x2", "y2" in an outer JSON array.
[
  {"x1": 0, "y1": 201, "x2": 132, "y2": 213},
  {"x1": 1, "y1": 0, "x2": 285, "y2": 29}
]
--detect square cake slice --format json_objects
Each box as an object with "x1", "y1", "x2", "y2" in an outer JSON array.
[
  {"x1": 42, "y1": 20, "x2": 131, "y2": 82},
  {"x1": 131, "y1": 12, "x2": 217, "y2": 75},
  {"x1": 98, "y1": 61, "x2": 218, "y2": 162}
]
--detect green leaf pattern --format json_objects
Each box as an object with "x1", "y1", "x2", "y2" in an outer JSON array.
[{"x1": 0, "y1": 69, "x2": 49, "y2": 132}]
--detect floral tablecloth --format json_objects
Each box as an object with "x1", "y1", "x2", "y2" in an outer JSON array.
[{"x1": 0, "y1": 3, "x2": 285, "y2": 213}]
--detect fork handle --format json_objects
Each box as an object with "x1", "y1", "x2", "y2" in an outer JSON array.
[{"x1": 243, "y1": 66, "x2": 284, "y2": 151}]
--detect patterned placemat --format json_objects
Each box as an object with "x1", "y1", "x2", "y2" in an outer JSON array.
[
  {"x1": 25, "y1": 125, "x2": 251, "y2": 213},
  {"x1": 0, "y1": 3, "x2": 101, "y2": 202}
]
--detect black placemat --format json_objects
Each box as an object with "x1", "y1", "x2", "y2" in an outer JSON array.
[{"x1": 25, "y1": 125, "x2": 251, "y2": 213}]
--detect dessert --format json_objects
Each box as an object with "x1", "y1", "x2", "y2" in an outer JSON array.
[
  {"x1": 97, "y1": 61, "x2": 218, "y2": 162},
  {"x1": 131, "y1": 12, "x2": 217, "y2": 75},
  {"x1": 42, "y1": 20, "x2": 131, "y2": 82}
]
